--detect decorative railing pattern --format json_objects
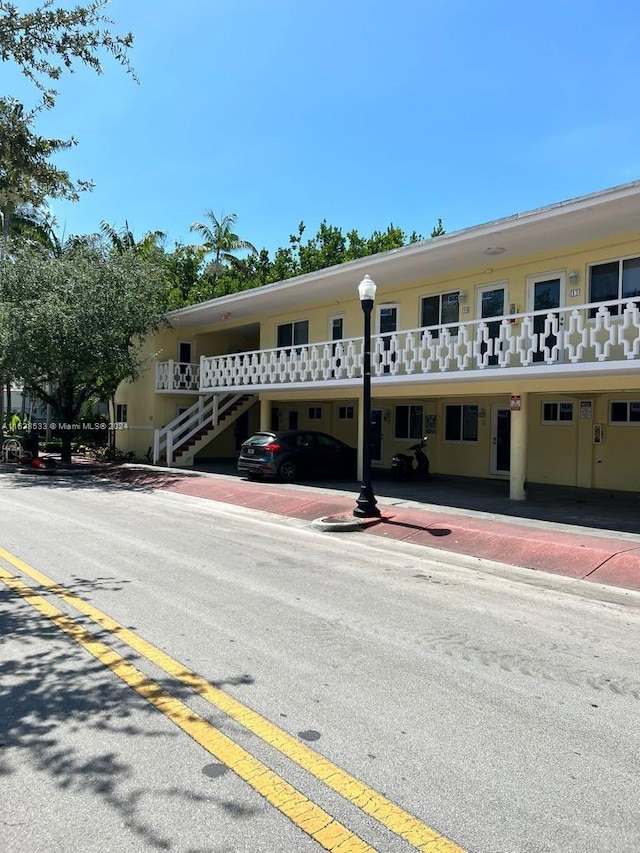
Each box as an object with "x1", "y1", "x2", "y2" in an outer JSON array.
[
  {"x1": 156, "y1": 299, "x2": 640, "y2": 392},
  {"x1": 156, "y1": 361, "x2": 200, "y2": 392}
]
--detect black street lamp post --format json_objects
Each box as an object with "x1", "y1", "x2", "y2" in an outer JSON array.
[{"x1": 354, "y1": 274, "x2": 381, "y2": 518}]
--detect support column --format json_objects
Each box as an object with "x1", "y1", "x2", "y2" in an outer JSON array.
[
  {"x1": 510, "y1": 391, "x2": 528, "y2": 500},
  {"x1": 259, "y1": 396, "x2": 271, "y2": 431}
]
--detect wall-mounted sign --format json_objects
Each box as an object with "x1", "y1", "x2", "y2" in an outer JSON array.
[
  {"x1": 510, "y1": 395, "x2": 521, "y2": 411},
  {"x1": 580, "y1": 400, "x2": 592, "y2": 420}
]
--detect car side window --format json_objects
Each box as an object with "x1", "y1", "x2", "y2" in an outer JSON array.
[
  {"x1": 297, "y1": 433, "x2": 313, "y2": 448},
  {"x1": 316, "y1": 434, "x2": 339, "y2": 448}
]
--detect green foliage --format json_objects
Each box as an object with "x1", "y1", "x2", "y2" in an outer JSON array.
[
  {"x1": 189, "y1": 210, "x2": 257, "y2": 299},
  {"x1": 0, "y1": 240, "x2": 169, "y2": 460},
  {"x1": 0, "y1": 0, "x2": 135, "y2": 109},
  {"x1": 165, "y1": 215, "x2": 446, "y2": 307},
  {"x1": 430, "y1": 218, "x2": 445, "y2": 238},
  {"x1": 0, "y1": 97, "x2": 91, "y2": 257}
]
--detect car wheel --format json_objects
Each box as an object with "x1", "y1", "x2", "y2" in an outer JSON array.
[{"x1": 278, "y1": 460, "x2": 298, "y2": 483}]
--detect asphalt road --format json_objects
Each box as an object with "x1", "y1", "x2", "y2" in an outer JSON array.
[{"x1": 1, "y1": 472, "x2": 639, "y2": 853}]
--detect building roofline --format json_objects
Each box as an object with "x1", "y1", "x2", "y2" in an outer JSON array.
[{"x1": 169, "y1": 179, "x2": 640, "y2": 320}]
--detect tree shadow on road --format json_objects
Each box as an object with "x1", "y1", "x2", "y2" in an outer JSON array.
[{"x1": 0, "y1": 578, "x2": 263, "y2": 850}]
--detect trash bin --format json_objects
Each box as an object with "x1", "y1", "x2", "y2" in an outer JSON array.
[{"x1": 21, "y1": 433, "x2": 39, "y2": 458}]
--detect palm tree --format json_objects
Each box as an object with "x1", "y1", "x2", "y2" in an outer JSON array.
[
  {"x1": 189, "y1": 210, "x2": 256, "y2": 274},
  {"x1": 100, "y1": 220, "x2": 166, "y2": 256}
]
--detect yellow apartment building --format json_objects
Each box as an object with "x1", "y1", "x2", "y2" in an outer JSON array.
[{"x1": 115, "y1": 180, "x2": 640, "y2": 499}]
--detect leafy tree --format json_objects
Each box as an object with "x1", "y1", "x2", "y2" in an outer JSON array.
[
  {"x1": 0, "y1": 97, "x2": 90, "y2": 259},
  {"x1": 0, "y1": 0, "x2": 135, "y2": 109},
  {"x1": 166, "y1": 215, "x2": 447, "y2": 308},
  {"x1": 0, "y1": 240, "x2": 169, "y2": 461},
  {"x1": 430, "y1": 218, "x2": 445, "y2": 238}
]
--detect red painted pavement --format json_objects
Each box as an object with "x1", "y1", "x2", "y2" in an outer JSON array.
[{"x1": 99, "y1": 468, "x2": 640, "y2": 594}]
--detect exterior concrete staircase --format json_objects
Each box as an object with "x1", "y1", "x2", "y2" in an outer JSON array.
[{"x1": 153, "y1": 392, "x2": 255, "y2": 467}]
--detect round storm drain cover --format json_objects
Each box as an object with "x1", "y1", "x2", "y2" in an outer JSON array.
[
  {"x1": 203, "y1": 762, "x2": 229, "y2": 778},
  {"x1": 311, "y1": 516, "x2": 363, "y2": 532}
]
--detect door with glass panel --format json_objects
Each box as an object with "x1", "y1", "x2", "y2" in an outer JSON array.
[
  {"x1": 421, "y1": 291, "x2": 460, "y2": 338},
  {"x1": 476, "y1": 284, "x2": 506, "y2": 366},
  {"x1": 491, "y1": 405, "x2": 511, "y2": 475},
  {"x1": 329, "y1": 315, "x2": 344, "y2": 377},
  {"x1": 376, "y1": 305, "x2": 398, "y2": 374},
  {"x1": 527, "y1": 273, "x2": 565, "y2": 363}
]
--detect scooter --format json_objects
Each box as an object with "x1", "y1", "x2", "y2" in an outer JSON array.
[{"x1": 390, "y1": 437, "x2": 430, "y2": 481}]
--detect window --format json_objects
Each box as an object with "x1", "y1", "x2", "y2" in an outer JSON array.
[
  {"x1": 609, "y1": 401, "x2": 640, "y2": 424},
  {"x1": 338, "y1": 405, "x2": 354, "y2": 420},
  {"x1": 445, "y1": 405, "x2": 478, "y2": 442},
  {"x1": 378, "y1": 306, "x2": 398, "y2": 335},
  {"x1": 308, "y1": 406, "x2": 322, "y2": 420},
  {"x1": 395, "y1": 404, "x2": 424, "y2": 439},
  {"x1": 330, "y1": 316, "x2": 344, "y2": 340},
  {"x1": 178, "y1": 341, "x2": 193, "y2": 363},
  {"x1": 542, "y1": 401, "x2": 573, "y2": 424},
  {"x1": 277, "y1": 320, "x2": 308, "y2": 349},
  {"x1": 421, "y1": 291, "x2": 460, "y2": 337},
  {"x1": 589, "y1": 256, "x2": 640, "y2": 315},
  {"x1": 115, "y1": 403, "x2": 128, "y2": 425},
  {"x1": 288, "y1": 410, "x2": 298, "y2": 430}
]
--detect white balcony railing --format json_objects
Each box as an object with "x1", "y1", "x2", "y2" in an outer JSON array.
[
  {"x1": 156, "y1": 298, "x2": 640, "y2": 392},
  {"x1": 156, "y1": 361, "x2": 201, "y2": 392}
]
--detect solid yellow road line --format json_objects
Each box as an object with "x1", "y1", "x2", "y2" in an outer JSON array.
[
  {"x1": 0, "y1": 565, "x2": 377, "y2": 853},
  {"x1": 0, "y1": 546, "x2": 467, "y2": 853}
]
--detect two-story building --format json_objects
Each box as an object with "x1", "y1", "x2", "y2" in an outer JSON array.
[{"x1": 115, "y1": 180, "x2": 640, "y2": 499}]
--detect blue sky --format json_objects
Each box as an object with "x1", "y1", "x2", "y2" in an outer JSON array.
[{"x1": 6, "y1": 0, "x2": 640, "y2": 254}]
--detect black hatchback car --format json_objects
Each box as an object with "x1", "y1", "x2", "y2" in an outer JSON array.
[{"x1": 237, "y1": 430, "x2": 357, "y2": 483}]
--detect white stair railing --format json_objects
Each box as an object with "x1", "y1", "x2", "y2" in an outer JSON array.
[{"x1": 153, "y1": 392, "x2": 251, "y2": 466}]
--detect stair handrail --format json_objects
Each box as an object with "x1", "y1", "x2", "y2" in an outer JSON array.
[{"x1": 153, "y1": 392, "x2": 250, "y2": 465}]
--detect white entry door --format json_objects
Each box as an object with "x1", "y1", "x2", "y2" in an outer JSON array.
[{"x1": 491, "y1": 404, "x2": 511, "y2": 475}]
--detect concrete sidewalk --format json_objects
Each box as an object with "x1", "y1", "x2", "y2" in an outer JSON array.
[{"x1": 99, "y1": 464, "x2": 640, "y2": 595}]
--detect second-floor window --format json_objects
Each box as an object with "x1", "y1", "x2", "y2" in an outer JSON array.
[
  {"x1": 421, "y1": 291, "x2": 460, "y2": 337},
  {"x1": 277, "y1": 320, "x2": 309, "y2": 350},
  {"x1": 330, "y1": 316, "x2": 344, "y2": 341},
  {"x1": 589, "y1": 256, "x2": 640, "y2": 316}
]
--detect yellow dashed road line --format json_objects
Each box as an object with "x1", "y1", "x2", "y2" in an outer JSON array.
[
  {"x1": 0, "y1": 546, "x2": 467, "y2": 853},
  {"x1": 0, "y1": 565, "x2": 376, "y2": 853}
]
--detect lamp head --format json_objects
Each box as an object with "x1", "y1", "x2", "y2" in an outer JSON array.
[{"x1": 358, "y1": 274, "x2": 377, "y2": 302}]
